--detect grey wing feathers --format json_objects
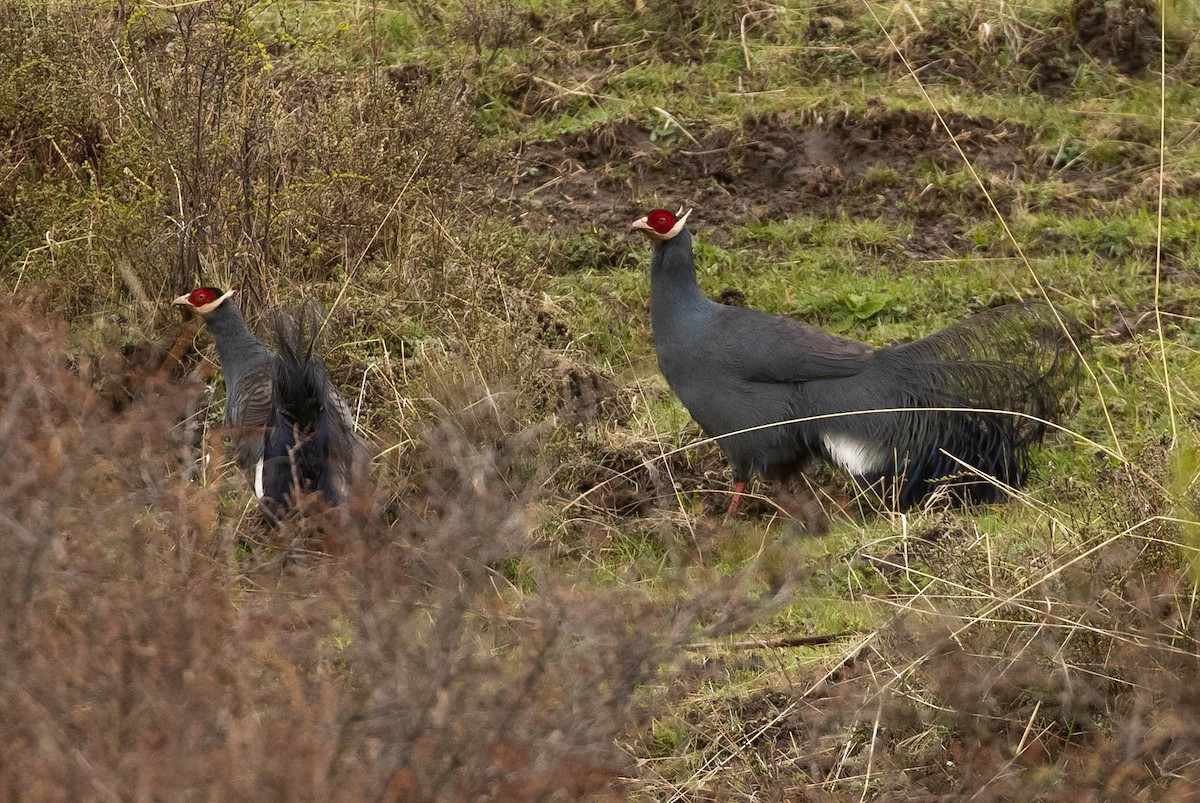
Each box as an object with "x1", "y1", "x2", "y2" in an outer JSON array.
[
  {"x1": 323, "y1": 374, "x2": 357, "y2": 432},
  {"x1": 322, "y1": 371, "x2": 371, "y2": 471},
  {"x1": 226, "y1": 361, "x2": 275, "y2": 471},
  {"x1": 718, "y1": 307, "x2": 874, "y2": 384}
]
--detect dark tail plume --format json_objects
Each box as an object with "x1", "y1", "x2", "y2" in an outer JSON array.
[
  {"x1": 261, "y1": 305, "x2": 344, "y2": 510},
  {"x1": 874, "y1": 302, "x2": 1086, "y2": 506}
]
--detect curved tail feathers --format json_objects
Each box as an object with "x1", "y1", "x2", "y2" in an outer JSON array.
[
  {"x1": 868, "y1": 302, "x2": 1086, "y2": 506},
  {"x1": 260, "y1": 304, "x2": 362, "y2": 512}
]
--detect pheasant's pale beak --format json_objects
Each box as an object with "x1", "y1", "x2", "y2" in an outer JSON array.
[
  {"x1": 630, "y1": 216, "x2": 666, "y2": 244},
  {"x1": 172, "y1": 293, "x2": 192, "y2": 306}
]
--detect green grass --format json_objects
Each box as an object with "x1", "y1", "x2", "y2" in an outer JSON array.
[{"x1": 5, "y1": 0, "x2": 1200, "y2": 797}]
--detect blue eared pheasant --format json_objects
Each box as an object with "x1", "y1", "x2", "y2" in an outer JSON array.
[
  {"x1": 631, "y1": 208, "x2": 1084, "y2": 517},
  {"x1": 173, "y1": 287, "x2": 363, "y2": 514}
]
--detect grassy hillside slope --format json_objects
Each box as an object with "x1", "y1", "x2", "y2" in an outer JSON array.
[{"x1": 2, "y1": 0, "x2": 1199, "y2": 798}]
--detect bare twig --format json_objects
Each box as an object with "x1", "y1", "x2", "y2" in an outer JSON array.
[{"x1": 688, "y1": 629, "x2": 871, "y2": 651}]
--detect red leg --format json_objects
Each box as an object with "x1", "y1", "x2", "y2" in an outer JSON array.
[{"x1": 725, "y1": 481, "x2": 747, "y2": 517}]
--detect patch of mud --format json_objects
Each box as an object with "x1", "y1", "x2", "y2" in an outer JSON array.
[
  {"x1": 903, "y1": 217, "x2": 973, "y2": 261},
  {"x1": 1073, "y1": 0, "x2": 1163, "y2": 74},
  {"x1": 571, "y1": 440, "x2": 729, "y2": 518},
  {"x1": 509, "y1": 107, "x2": 1036, "y2": 257},
  {"x1": 554, "y1": 359, "x2": 622, "y2": 423},
  {"x1": 1094, "y1": 299, "x2": 1192, "y2": 345},
  {"x1": 572, "y1": 437, "x2": 855, "y2": 525}
]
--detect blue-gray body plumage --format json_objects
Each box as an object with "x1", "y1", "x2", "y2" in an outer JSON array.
[
  {"x1": 187, "y1": 296, "x2": 363, "y2": 513},
  {"x1": 648, "y1": 225, "x2": 1083, "y2": 508}
]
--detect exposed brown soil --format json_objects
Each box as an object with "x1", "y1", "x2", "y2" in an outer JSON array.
[
  {"x1": 509, "y1": 107, "x2": 1046, "y2": 258},
  {"x1": 1094, "y1": 298, "x2": 1192, "y2": 345},
  {"x1": 864, "y1": 0, "x2": 1168, "y2": 94},
  {"x1": 570, "y1": 439, "x2": 730, "y2": 518},
  {"x1": 571, "y1": 436, "x2": 858, "y2": 526},
  {"x1": 1073, "y1": 0, "x2": 1164, "y2": 74}
]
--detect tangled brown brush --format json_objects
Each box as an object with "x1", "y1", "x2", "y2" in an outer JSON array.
[{"x1": 0, "y1": 300, "x2": 770, "y2": 800}]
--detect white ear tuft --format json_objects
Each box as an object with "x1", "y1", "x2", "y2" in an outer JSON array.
[{"x1": 662, "y1": 207, "x2": 693, "y2": 240}]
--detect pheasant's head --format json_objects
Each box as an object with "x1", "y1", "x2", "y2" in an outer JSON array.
[
  {"x1": 630, "y1": 208, "x2": 691, "y2": 243},
  {"x1": 172, "y1": 287, "x2": 234, "y2": 316}
]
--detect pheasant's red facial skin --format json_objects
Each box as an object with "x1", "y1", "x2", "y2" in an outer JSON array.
[
  {"x1": 186, "y1": 287, "x2": 222, "y2": 307},
  {"x1": 630, "y1": 207, "x2": 691, "y2": 242},
  {"x1": 172, "y1": 287, "x2": 233, "y2": 314},
  {"x1": 645, "y1": 209, "x2": 677, "y2": 235}
]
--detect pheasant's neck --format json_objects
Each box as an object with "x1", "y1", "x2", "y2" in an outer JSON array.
[
  {"x1": 650, "y1": 230, "x2": 710, "y2": 332},
  {"x1": 204, "y1": 302, "x2": 272, "y2": 387}
]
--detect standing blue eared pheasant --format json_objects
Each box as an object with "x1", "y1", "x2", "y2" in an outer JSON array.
[
  {"x1": 173, "y1": 287, "x2": 363, "y2": 514},
  {"x1": 631, "y1": 208, "x2": 1084, "y2": 517}
]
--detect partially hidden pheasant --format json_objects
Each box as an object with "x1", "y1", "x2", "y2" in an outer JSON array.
[
  {"x1": 630, "y1": 208, "x2": 1085, "y2": 517},
  {"x1": 173, "y1": 287, "x2": 365, "y2": 514}
]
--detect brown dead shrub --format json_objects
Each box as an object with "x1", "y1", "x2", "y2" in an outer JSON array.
[{"x1": 0, "y1": 300, "x2": 771, "y2": 799}]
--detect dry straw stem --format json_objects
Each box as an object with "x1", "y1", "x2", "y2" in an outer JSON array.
[
  {"x1": 1152, "y1": 2, "x2": 1178, "y2": 443},
  {"x1": 687, "y1": 629, "x2": 871, "y2": 651},
  {"x1": 857, "y1": 506, "x2": 1194, "y2": 708}
]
